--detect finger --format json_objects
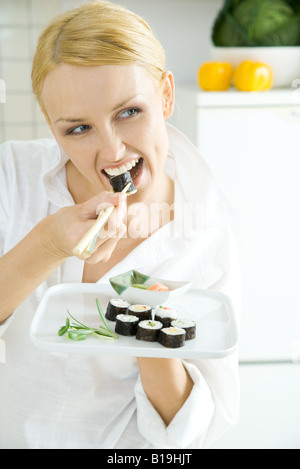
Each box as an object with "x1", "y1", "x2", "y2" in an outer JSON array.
[
  {"x1": 92, "y1": 220, "x2": 126, "y2": 251},
  {"x1": 97, "y1": 198, "x2": 127, "y2": 239},
  {"x1": 85, "y1": 223, "x2": 127, "y2": 264},
  {"x1": 81, "y1": 192, "x2": 126, "y2": 220},
  {"x1": 73, "y1": 192, "x2": 127, "y2": 257}
]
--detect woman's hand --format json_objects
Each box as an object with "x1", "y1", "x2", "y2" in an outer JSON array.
[
  {"x1": 41, "y1": 191, "x2": 127, "y2": 264},
  {"x1": 0, "y1": 191, "x2": 127, "y2": 323}
]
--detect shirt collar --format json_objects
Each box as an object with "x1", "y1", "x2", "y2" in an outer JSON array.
[{"x1": 42, "y1": 143, "x2": 74, "y2": 208}]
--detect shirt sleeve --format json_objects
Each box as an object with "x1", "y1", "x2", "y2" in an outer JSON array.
[
  {"x1": 0, "y1": 142, "x2": 11, "y2": 256},
  {"x1": 0, "y1": 142, "x2": 14, "y2": 337},
  {"x1": 134, "y1": 360, "x2": 215, "y2": 449}
]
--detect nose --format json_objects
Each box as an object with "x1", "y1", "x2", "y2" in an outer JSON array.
[{"x1": 98, "y1": 126, "x2": 126, "y2": 164}]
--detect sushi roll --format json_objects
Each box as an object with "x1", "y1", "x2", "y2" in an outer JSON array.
[
  {"x1": 109, "y1": 171, "x2": 137, "y2": 195},
  {"x1": 105, "y1": 298, "x2": 130, "y2": 321},
  {"x1": 171, "y1": 319, "x2": 196, "y2": 340},
  {"x1": 136, "y1": 320, "x2": 163, "y2": 342},
  {"x1": 158, "y1": 327, "x2": 186, "y2": 348},
  {"x1": 128, "y1": 304, "x2": 152, "y2": 322},
  {"x1": 154, "y1": 306, "x2": 178, "y2": 327},
  {"x1": 115, "y1": 314, "x2": 139, "y2": 336}
]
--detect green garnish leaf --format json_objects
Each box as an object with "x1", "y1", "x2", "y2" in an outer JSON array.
[
  {"x1": 76, "y1": 334, "x2": 87, "y2": 341},
  {"x1": 66, "y1": 331, "x2": 79, "y2": 340},
  {"x1": 58, "y1": 325, "x2": 68, "y2": 336},
  {"x1": 96, "y1": 298, "x2": 115, "y2": 335},
  {"x1": 58, "y1": 300, "x2": 118, "y2": 342}
]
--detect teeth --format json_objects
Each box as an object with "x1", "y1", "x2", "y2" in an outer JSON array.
[{"x1": 104, "y1": 158, "x2": 139, "y2": 177}]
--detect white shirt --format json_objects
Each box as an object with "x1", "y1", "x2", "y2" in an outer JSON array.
[{"x1": 0, "y1": 124, "x2": 241, "y2": 449}]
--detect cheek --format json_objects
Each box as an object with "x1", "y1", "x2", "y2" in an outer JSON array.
[
  {"x1": 54, "y1": 134, "x2": 97, "y2": 167},
  {"x1": 152, "y1": 119, "x2": 169, "y2": 166},
  {"x1": 136, "y1": 113, "x2": 168, "y2": 159}
]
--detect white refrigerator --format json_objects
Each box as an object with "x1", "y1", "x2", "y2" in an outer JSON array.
[{"x1": 170, "y1": 86, "x2": 300, "y2": 449}]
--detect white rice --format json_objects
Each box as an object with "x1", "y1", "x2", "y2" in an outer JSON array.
[
  {"x1": 155, "y1": 307, "x2": 177, "y2": 319},
  {"x1": 161, "y1": 327, "x2": 186, "y2": 335},
  {"x1": 110, "y1": 299, "x2": 130, "y2": 308},
  {"x1": 171, "y1": 319, "x2": 195, "y2": 328},
  {"x1": 138, "y1": 320, "x2": 163, "y2": 330},
  {"x1": 128, "y1": 304, "x2": 151, "y2": 312},
  {"x1": 116, "y1": 314, "x2": 138, "y2": 322}
]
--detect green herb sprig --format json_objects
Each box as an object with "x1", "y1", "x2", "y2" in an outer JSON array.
[{"x1": 58, "y1": 298, "x2": 118, "y2": 341}]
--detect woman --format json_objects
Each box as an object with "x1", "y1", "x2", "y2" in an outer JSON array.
[{"x1": 0, "y1": 1, "x2": 240, "y2": 449}]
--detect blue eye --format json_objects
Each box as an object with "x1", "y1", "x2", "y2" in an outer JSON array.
[
  {"x1": 68, "y1": 124, "x2": 91, "y2": 135},
  {"x1": 118, "y1": 108, "x2": 140, "y2": 120}
]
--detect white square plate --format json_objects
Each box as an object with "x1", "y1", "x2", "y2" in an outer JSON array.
[{"x1": 30, "y1": 283, "x2": 238, "y2": 359}]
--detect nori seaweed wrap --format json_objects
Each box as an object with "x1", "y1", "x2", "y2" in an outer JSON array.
[
  {"x1": 105, "y1": 298, "x2": 130, "y2": 321},
  {"x1": 171, "y1": 319, "x2": 196, "y2": 340},
  {"x1": 154, "y1": 306, "x2": 178, "y2": 327},
  {"x1": 158, "y1": 327, "x2": 186, "y2": 348},
  {"x1": 109, "y1": 171, "x2": 137, "y2": 194},
  {"x1": 115, "y1": 314, "x2": 139, "y2": 336},
  {"x1": 136, "y1": 320, "x2": 163, "y2": 342},
  {"x1": 128, "y1": 304, "x2": 152, "y2": 322}
]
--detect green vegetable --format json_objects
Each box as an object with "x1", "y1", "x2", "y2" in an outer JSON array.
[
  {"x1": 57, "y1": 299, "x2": 118, "y2": 342},
  {"x1": 212, "y1": 0, "x2": 300, "y2": 47},
  {"x1": 131, "y1": 283, "x2": 149, "y2": 290}
]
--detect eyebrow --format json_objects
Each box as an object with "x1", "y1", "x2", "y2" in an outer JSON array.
[
  {"x1": 55, "y1": 117, "x2": 87, "y2": 124},
  {"x1": 54, "y1": 94, "x2": 142, "y2": 124}
]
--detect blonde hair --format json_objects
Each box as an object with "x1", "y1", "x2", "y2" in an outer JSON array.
[{"x1": 31, "y1": 1, "x2": 166, "y2": 115}]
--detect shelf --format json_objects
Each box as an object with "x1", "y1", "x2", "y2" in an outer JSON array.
[{"x1": 175, "y1": 84, "x2": 300, "y2": 107}]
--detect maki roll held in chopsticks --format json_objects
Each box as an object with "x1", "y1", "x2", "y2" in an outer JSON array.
[
  {"x1": 73, "y1": 172, "x2": 136, "y2": 258},
  {"x1": 128, "y1": 304, "x2": 152, "y2": 322},
  {"x1": 109, "y1": 171, "x2": 137, "y2": 195},
  {"x1": 171, "y1": 319, "x2": 196, "y2": 340},
  {"x1": 115, "y1": 314, "x2": 139, "y2": 336},
  {"x1": 154, "y1": 306, "x2": 177, "y2": 327},
  {"x1": 158, "y1": 327, "x2": 186, "y2": 348},
  {"x1": 105, "y1": 298, "x2": 130, "y2": 321},
  {"x1": 136, "y1": 320, "x2": 163, "y2": 342}
]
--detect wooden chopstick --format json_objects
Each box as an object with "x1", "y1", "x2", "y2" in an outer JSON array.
[{"x1": 73, "y1": 182, "x2": 131, "y2": 257}]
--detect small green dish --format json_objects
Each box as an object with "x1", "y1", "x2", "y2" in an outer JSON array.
[{"x1": 109, "y1": 270, "x2": 191, "y2": 307}]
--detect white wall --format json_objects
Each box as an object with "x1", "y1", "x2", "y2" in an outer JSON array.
[{"x1": 0, "y1": 0, "x2": 222, "y2": 142}]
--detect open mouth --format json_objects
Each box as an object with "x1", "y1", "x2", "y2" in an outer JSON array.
[{"x1": 102, "y1": 157, "x2": 143, "y2": 182}]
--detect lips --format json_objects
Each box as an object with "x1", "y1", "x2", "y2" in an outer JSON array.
[{"x1": 102, "y1": 157, "x2": 143, "y2": 182}]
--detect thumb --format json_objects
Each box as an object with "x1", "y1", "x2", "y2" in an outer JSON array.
[{"x1": 80, "y1": 192, "x2": 126, "y2": 220}]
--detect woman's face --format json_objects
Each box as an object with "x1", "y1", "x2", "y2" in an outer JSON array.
[{"x1": 41, "y1": 64, "x2": 174, "y2": 205}]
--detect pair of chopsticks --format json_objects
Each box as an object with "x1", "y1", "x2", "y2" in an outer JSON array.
[{"x1": 73, "y1": 182, "x2": 131, "y2": 258}]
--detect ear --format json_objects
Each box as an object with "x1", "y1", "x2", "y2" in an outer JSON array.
[{"x1": 161, "y1": 71, "x2": 175, "y2": 120}]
